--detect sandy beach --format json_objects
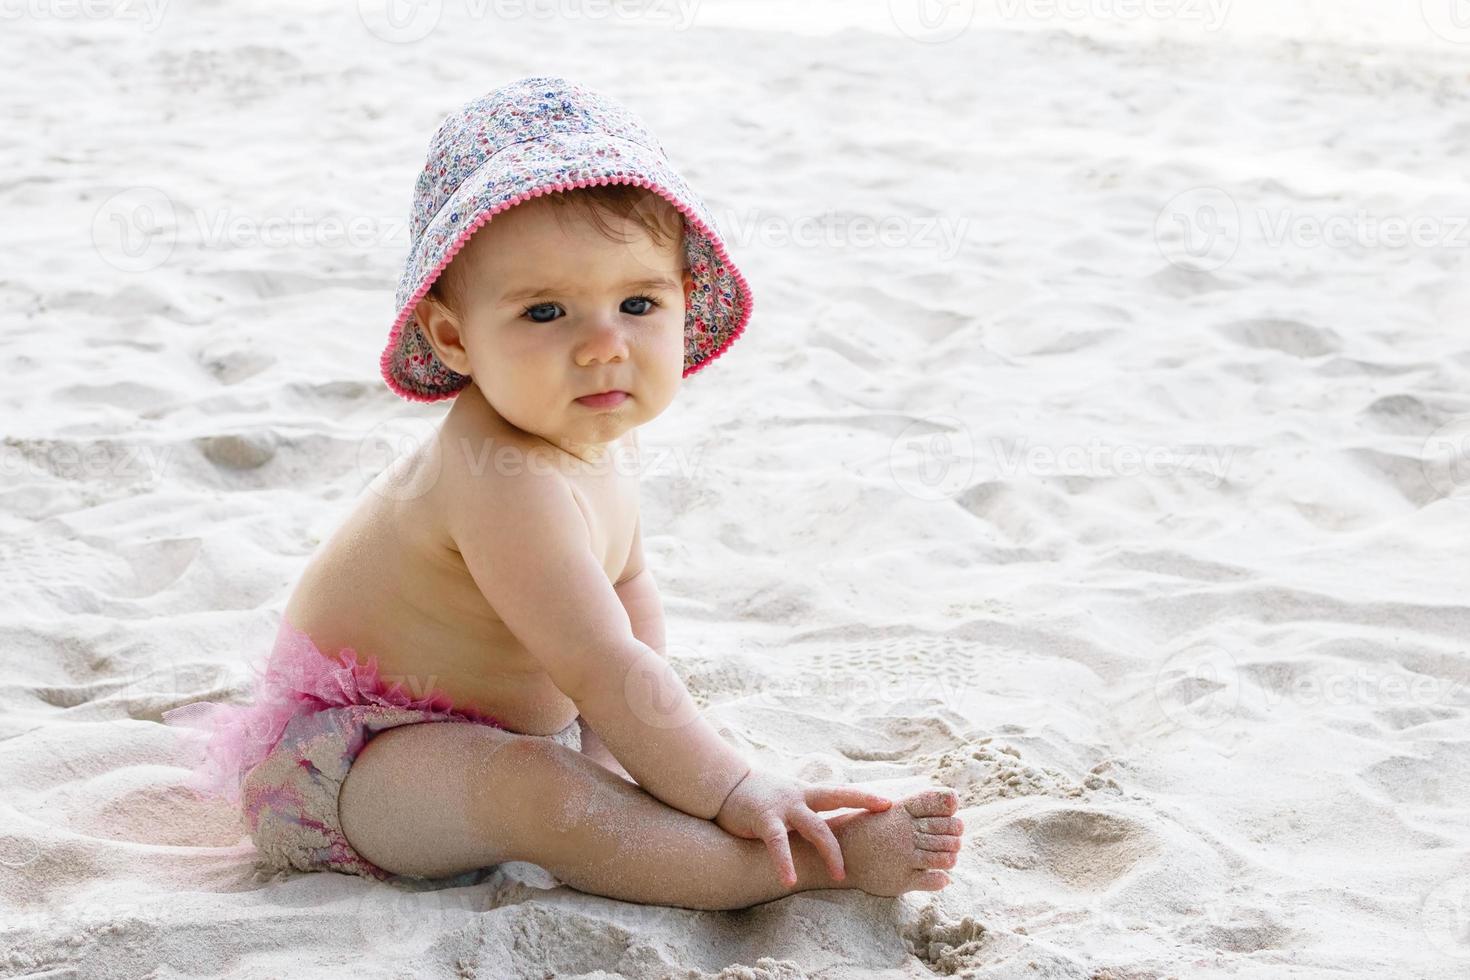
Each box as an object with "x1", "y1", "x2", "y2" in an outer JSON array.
[{"x1": 2, "y1": 1, "x2": 1468, "y2": 976}]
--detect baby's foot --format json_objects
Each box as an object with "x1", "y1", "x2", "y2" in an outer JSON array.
[{"x1": 826, "y1": 788, "x2": 963, "y2": 896}]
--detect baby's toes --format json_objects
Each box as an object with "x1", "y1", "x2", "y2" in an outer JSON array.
[
  {"x1": 903, "y1": 788, "x2": 960, "y2": 819},
  {"x1": 916, "y1": 831, "x2": 962, "y2": 852},
  {"x1": 916, "y1": 815, "x2": 964, "y2": 836},
  {"x1": 915, "y1": 848, "x2": 959, "y2": 870},
  {"x1": 913, "y1": 870, "x2": 951, "y2": 891}
]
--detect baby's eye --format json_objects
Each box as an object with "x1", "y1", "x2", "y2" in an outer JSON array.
[
  {"x1": 522, "y1": 302, "x2": 563, "y2": 324},
  {"x1": 520, "y1": 295, "x2": 662, "y2": 324},
  {"x1": 622, "y1": 295, "x2": 660, "y2": 316}
]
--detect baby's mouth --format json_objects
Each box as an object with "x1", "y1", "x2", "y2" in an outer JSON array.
[{"x1": 574, "y1": 390, "x2": 630, "y2": 408}]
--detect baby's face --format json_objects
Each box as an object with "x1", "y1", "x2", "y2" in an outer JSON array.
[{"x1": 415, "y1": 195, "x2": 692, "y2": 460}]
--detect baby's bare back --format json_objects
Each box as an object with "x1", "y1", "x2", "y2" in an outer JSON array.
[{"x1": 281, "y1": 394, "x2": 639, "y2": 736}]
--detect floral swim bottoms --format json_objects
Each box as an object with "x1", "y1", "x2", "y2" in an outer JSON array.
[{"x1": 163, "y1": 617, "x2": 581, "y2": 884}]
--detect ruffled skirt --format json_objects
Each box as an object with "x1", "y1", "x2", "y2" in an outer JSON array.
[{"x1": 161, "y1": 616, "x2": 513, "y2": 807}]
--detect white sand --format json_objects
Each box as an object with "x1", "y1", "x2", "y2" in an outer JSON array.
[{"x1": 3, "y1": 1, "x2": 1469, "y2": 977}]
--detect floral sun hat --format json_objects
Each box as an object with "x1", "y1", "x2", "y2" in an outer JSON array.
[{"x1": 380, "y1": 75, "x2": 755, "y2": 402}]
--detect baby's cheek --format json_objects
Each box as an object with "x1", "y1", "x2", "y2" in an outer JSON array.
[{"x1": 659, "y1": 316, "x2": 687, "y2": 367}]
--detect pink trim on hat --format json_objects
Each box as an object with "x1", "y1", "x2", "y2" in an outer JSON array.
[{"x1": 379, "y1": 175, "x2": 755, "y2": 404}]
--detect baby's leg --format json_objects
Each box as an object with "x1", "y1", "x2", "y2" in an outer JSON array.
[{"x1": 337, "y1": 721, "x2": 960, "y2": 910}]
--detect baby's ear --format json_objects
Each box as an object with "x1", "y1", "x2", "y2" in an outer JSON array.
[{"x1": 414, "y1": 294, "x2": 470, "y2": 375}]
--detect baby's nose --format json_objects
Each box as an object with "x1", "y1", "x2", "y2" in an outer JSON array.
[{"x1": 576, "y1": 317, "x2": 631, "y2": 363}]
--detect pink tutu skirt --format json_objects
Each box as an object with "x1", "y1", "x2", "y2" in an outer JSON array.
[
  {"x1": 162, "y1": 616, "x2": 511, "y2": 808},
  {"x1": 165, "y1": 616, "x2": 584, "y2": 882}
]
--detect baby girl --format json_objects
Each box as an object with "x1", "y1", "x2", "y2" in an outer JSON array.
[{"x1": 164, "y1": 76, "x2": 962, "y2": 910}]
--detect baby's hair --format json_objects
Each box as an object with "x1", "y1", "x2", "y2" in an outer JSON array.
[{"x1": 425, "y1": 184, "x2": 688, "y2": 315}]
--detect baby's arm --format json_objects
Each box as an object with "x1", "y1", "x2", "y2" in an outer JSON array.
[
  {"x1": 447, "y1": 462, "x2": 750, "y2": 820},
  {"x1": 612, "y1": 518, "x2": 665, "y2": 657},
  {"x1": 575, "y1": 716, "x2": 633, "y2": 781},
  {"x1": 578, "y1": 527, "x2": 664, "y2": 781}
]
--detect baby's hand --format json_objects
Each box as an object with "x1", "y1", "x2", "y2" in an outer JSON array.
[{"x1": 714, "y1": 768, "x2": 894, "y2": 887}]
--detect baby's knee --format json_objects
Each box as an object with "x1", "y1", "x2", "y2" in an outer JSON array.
[
  {"x1": 484, "y1": 737, "x2": 632, "y2": 856},
  {"x1": 478, "y1": 735, "x2": 594, "y2": 817}
]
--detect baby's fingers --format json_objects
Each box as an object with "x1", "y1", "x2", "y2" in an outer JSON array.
[
  {"x1": 805, "y1": 783, "x2": 893, "y2": 814},
  {"x1": 757, "y1": 813, "x2": 797, "y2": 888},
  {"x1": 790, "y1": 808, "x2": 845, "y2": 882}
]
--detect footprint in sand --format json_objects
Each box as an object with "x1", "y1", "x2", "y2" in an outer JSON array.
[
  {"x1": 1214, "y1": 317, "x2": 1342, "y2": 358},
  {"x1": 982, "y1": 804, "x2": 1162, "y2": 893},
  {"x1": 1358, "y1": 393, "x2": 1449, "y2": 437}
]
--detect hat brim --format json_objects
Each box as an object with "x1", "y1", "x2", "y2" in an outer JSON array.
[{"x1": 381, "y1": 131, "x2": 754, "y2": 403}]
